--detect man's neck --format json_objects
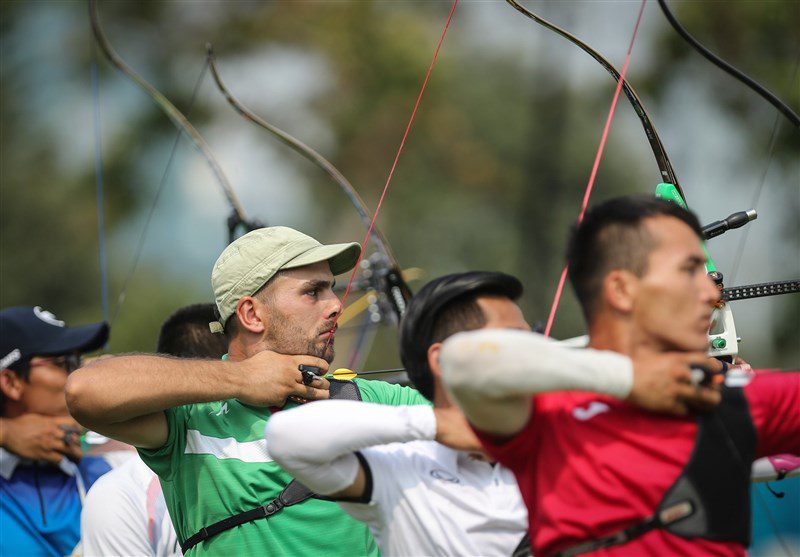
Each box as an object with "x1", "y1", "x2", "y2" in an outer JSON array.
[
  {"x1": 587, "y1": 316, "x2": 633, "y2": 355},
  {"x1": 588, "y1": 316, "x2": 665, "y2": 359},
  {"x1": 432, "y1": 382, "x2": 455, "y2": 409},
  {"x1": 227, "y1": 336, "x2": 269, "y2": 362}
]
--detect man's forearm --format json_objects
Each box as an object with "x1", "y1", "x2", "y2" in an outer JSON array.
[
  {"x1": 66, "y1": 355, "x2": 243, "y2": 426},
  {"x1": 441, "y1": 329, "x2": 633, "y2": 435},
  {"x1": 266, "y1": 401, "x2": 435, "y2": 495},
  {"x1": 442, "y1": 329, "x2": 632, "y2": 399}
]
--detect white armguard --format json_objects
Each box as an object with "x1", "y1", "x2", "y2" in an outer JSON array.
[
  {"x1": 441, "y1": 328, "x2": 634, "y2": 399},
  {"x1": 266, "y1": 401, "x2": 436, "y2": 495}
]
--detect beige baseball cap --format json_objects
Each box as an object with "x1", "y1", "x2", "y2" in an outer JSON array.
[{"x1": 209, "y1": 226, "x2": 361, "y2": 333}]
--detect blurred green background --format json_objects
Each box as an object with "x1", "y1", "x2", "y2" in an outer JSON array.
[{"x1": 1, "y1": 1, "x2": 798, "y2": 552}]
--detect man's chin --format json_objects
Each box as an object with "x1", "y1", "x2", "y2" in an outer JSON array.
[
  {"x1": 684, "y1": 340, "x2": 711, "y2": 353},
  {"x1": 661, "y1": 335, "x2": 709, "y2": 354},
  {"x1": 310, "y1": 341, "x2": 334, "y2": 364}
]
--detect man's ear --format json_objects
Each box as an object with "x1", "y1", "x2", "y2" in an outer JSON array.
[
  {"x1": 0, "y1": 369, "x2": 25, "y2": 402},
  {"x1": 235, "y1": 296, "x2": 266, "y2": 334},
  {"x1": 426, "y1": 342, "x2": 443, "y2": 379},
  {"x1": 602, "y1": 269, "x2": 638, "y2": 314}
]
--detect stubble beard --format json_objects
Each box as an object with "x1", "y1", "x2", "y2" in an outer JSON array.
[{"x1": 264, "y1": 309, "x2": 335, "y2": 363}]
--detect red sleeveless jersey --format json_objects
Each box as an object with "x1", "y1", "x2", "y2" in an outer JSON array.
[{"x1": 475, "y1": 371, "x2": 800, "y2": 557}]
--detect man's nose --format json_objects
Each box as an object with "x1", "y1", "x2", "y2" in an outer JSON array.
[
  {"x1": 702, "y1": 273, "x2": 722, "y2": 305},
  {"x1": 326, "y1": 295, "x2": 343, "y2": 318}
]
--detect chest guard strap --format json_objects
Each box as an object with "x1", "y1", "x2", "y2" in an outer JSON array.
[
  {"x1": 180, "y1": 378, "x2": 362, "y2": 553},
  {"x1": 553, "y1": 386, "x2": 756, "y2": 557}
]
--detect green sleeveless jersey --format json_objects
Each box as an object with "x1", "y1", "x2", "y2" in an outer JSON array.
[{"x1": 138, "y1": 379, "x2": 427, "y2": 555}]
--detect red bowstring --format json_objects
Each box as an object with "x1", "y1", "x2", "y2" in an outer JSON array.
[
  {"x1": 543, "y1": 0, "x2": 648, "y2": 337},
  {"x1": 326, "y1": 0, "x2": 459, "y2": 354}
]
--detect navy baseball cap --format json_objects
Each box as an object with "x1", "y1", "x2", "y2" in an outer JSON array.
[{"x1": 0, "y1": 306, "x2": 109, "y2": 372}]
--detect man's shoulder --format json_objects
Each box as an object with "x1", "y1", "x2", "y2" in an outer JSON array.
[
  {"x1": 352, "y1": 378, "x2": 428, "y2": 406},
  {"x1": 92, "y1": 457, "x2": 153, "y2": 491},
  {"x1": 78, "y1": 454, "x2": 113, "y2": 484},
  {"x1": 85, "y1": 459, "x2": 148, "y2": 505},
  {"x1": 175, "y1": 399, "x2": 268, "y2": 435},
  {"x1": 362, "y1": 440, "x2": 443, "y2": 479},
  {"x1": 533, "y1": 391, "x2": 616, "y2": 412},
  {"x1": 367, "y1": 439, "x2": 439, "y2": 459},
  {"x1": 175, "y1": 399, "x2": 234, "y2": 417},
  {"x1": 743, "y1": 370, "x2": 798, "y2": 401}
]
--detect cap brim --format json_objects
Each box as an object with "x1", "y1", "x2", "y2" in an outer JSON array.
[
  {"x1": 35, "y1": 321, "x2": 109, "y2": 356},
  {"x1": 282, "y1": 242, "x2": 361, "y2": 276}
]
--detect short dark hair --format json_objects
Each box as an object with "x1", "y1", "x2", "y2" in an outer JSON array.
[
  {"x1": 566, "y1": 195, "x2": 703, "y2": 322},
  {"x1": 158, "y1": 304, "x2": 229, "y2": 358},
  {"x1": 399, "y1": 272, "x2": 523, "y2": 400}
]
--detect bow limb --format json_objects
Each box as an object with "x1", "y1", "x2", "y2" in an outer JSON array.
[
  {"x1": 657, "y1": 0, "x2": 799, "y2": 129},
  {"x1": 205, "y1": 44, "x2": 412, "y2": 324},
  {"x1": 505, "y1": 0, "x2": 686, "y2": 202},
  {"x1": 205, "y1": 44, "x2": 400, "y2": 270},
  {"x1": 89, "y1": 0, "x2": 249, "y2": 226},
  {"x1": 506, "y1": 1, "x2": 744, "y2": 357}
]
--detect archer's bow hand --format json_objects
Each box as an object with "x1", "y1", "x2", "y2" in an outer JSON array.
[
  {"x1": 235, "y1": 351, "x2": 330, "y2": 407},
  {"x1": 627, "y1": 352, "x2": 721, "y2": 416}
]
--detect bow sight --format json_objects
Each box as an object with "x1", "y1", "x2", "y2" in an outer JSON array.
[{"x1": 338, "y1": 252, "x2": 413, "y2": 327}]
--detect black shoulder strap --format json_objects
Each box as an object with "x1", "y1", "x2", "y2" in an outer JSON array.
[
  {"x1": 180, "y1": 379, "x2": 363, "y2": 553},
  {"x1": 659, "y1": 386, "x2": 755, "y2": 542},
  {"x1": 180, "y1": 479, "x2": 315, "y2": 553}
]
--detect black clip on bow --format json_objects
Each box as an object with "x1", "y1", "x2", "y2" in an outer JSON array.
[{"x1": 299, "y1": 364, "x2": 323, "y2": 386}]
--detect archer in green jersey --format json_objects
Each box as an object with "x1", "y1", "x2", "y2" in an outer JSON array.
[{"x1": 68, "y1": 227, "x2": 425, "y2": 554}]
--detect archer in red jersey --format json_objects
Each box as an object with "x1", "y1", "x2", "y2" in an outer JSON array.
[{"x1": 443, "y1": 196, "x2": 800, "y2": 557}]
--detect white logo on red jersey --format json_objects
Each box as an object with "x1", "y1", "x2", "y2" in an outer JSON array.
[{"x1": 572, "y1": 401, "x2": 610, "y2": 421}]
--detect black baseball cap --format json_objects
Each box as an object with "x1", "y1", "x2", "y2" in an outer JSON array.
[{"x1": 0, "y1": 306, "x2": 109, "y2": 372}]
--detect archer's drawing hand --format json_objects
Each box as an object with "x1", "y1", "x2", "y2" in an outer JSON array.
[
  {"x1": 434, "y1": 407, "x2": 483, "y2": 452},
  {"x1": 235, "y1": 351, "x2": 330, "y2": 407},
  {"x1": 626, "y1": 352, "x2": 721, "y2": 416},
  {"x1": 0, "y1": 414, "x2": 84, "y2": 464}
]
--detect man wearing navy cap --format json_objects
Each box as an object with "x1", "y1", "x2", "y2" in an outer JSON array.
[{"x1": 0, "y1": 306, "x2": 110, "y2": 557}]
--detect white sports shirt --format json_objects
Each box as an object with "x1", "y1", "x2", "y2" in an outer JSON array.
[
  {"x1": 81, "y1": 456, "x2": 180, "y2": 556},
  {"x1": 344, "y1": 441, "x2": 527, "y2": 556},
  {"x1": 266, "y1": 401, "x2": 528, "y2": 556}
]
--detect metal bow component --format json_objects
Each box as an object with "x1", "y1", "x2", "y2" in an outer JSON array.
[
  {"x1": 204, "y1": 44, "x2": 412, "y2": 330},
  {"x1": 505, "y1": 0, "x2": 686, "y2": 202},
  {"x1": 722, "y1": 279, "x2": 800, "y2": 302}
]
